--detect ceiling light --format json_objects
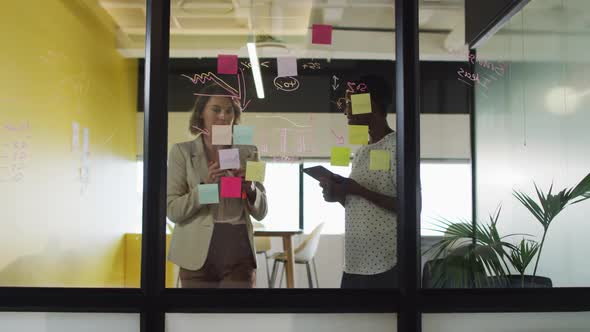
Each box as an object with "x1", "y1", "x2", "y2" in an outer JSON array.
[{"x1": 247, "y1": 42, "x2": 265, "y2": 99}]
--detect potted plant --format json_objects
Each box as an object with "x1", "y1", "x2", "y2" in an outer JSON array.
[
  {"x1": 424, "y1": 172, "x2": 590, "y2": 288},
  {"x1": 511, "y1": 172, "x2": 590, "y2": 287}
]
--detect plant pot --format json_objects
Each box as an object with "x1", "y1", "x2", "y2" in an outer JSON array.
[
  {"x1": 507, "y1": 275, "x2": 552, "y2": 288},
  {"x1": 486, "y1": 275, "x2": 552, "y2": 288}
]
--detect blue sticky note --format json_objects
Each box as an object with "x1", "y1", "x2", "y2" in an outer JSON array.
[
  {"x1": 198, "y1": 184, "x2": 219, "y2": 204},
  {"x1": 233, "y1": 125, "x2": 254, "y2": 145}
]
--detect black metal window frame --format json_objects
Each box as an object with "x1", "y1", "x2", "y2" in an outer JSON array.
[{"x1": 1, "y1": 1, "x2": 590, "y2": 332}]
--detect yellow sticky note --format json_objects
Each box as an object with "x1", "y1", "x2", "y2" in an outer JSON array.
[
  {"x1": 331, "y1": 147, "x2": 350, "y2": 166},
  {"x1": 349, "y1": 125, "x2": 369, "y2": 145},
  {"x1": 245, "y1": 161, "x2": 266, "y2": 182},
  {"x1": 351, "y1": 93, "x2": 371, "y2": 115},
  {"x1": 370, "y1": 150, "x2": 390, "y2": 171}
]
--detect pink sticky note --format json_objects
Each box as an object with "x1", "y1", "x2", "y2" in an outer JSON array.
[
  {"x1": 218, "y1": 54, "x2": 238, "y2": 74},
  {"x1": 312, "y1": 24, "x2": 332, "y2": 45},
  {"x1": 220, "y1": 177, "x2": 242, "y2": 198}
]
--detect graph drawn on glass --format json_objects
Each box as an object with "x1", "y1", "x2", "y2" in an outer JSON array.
[{"x1": 181, "y1": 68, "x2": 252, "y2": 111}]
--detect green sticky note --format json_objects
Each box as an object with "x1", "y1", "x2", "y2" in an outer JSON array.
[
  {"x1": 370, "y1": 150, "x2": 390, "y2": 171},
  {"x1": 198, "y1": 184, "x2": 219, "y2": 204},
  {"x1": 233, "y1": 125, "x2": 254, "y2": 145},
  {"x1": 351, "y1": 93, "x2": 371, "y2": 115},
  {"x1": 349, "y1": 125, "x2": 369, "y2": 145},
  {"x1": 246, "y1": 161, "x2": 266, "y2": 182},
  {"x1": 331, "y1": 147, "x2": 351, "y2": 166}
]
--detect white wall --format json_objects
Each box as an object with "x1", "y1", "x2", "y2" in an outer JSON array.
[
  {"x1": 423, "y1": 312, "x2": 590, "y2": 332},
  {"x1": 0, "y1": 313, "x2": 138, "y2": 332},
  {"x1": 167, "y1": 313, "x2": 397, "y2": 332}
]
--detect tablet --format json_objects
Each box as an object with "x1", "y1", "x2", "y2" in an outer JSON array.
[{"x1": 302, "y1": 166, "x2": 335, "y2": 181}]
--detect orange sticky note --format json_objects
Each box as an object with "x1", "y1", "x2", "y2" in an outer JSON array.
[
  {"x1": 312, "y1": 24, "x2": 332, "y2": 45},
  {"x1": 246, "y1": 161, "x2": 266, "y2": 182},
  {"x1": 331, "y1": 147, "x2": 350, "y2": 166},
  {"x1": 370, "y1": 150, "x2": 390, "y2": 171},
  {"x1": 220, "y1": 177, "x2": 242, "y2": 198},
  {"x1": 351, "y1": 93, "x2": 371, "y2": 115},
  {"x1": 349, "y1": 125, "x2": 369, "y2": 145},
  {"x1": 218, "y1": 54, "x2": 238, "y2": 74}
]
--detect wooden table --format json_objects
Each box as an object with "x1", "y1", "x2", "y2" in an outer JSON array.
[{"x1": 254, "y1": 228, "x2": 303, "y2": 288}]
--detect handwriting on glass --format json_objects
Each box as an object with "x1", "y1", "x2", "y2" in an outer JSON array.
[
  {"x1": 273, "y1": 76, "x2": 300, "y2": 92},
  {"x1": 302, "y1": 62, "x2": 321, "y2": 70},
  {"x1": 1, "y1": 121, "x2": 31, "y2": 183},
  {"x1": 457, "y1": 54, "x2": 507, "y2": 92},
  {"x1": 345, "y1": 81, "x2": 368, "y2": 94},
  {"x1": 181, "y1": 69, "x2": 251, "y2": 111},
  {"x1": 240, "y1": 61, "x2": 271, "y2": 69}
]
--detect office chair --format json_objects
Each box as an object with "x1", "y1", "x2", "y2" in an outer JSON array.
[{"x1": 270, "y1": 222, "x2": 324, "y2": 288}]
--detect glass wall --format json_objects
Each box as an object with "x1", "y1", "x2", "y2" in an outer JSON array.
[
  {"x1": 0, "y1": 0, "x2": 143, "y2": 287},
  {"x1": 159, "y1": 0, "x2": 397, "y2": 289},
  {"x1": 474, "y1": 0, "x2": 590, "y2": 288},
  {"x1": 417, "y1": 0, "x2": 474, "y2": 288}
]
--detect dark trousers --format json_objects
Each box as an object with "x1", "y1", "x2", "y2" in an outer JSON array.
[
  {"x1": 341, "y1": 265, "x2": 398, "y2": 289},
  {"x1": 180, "y1": 223, "x2": 256, "y2": 288}
]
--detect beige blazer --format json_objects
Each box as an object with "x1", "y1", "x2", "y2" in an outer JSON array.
[{"x1": 166, "y1": 137, "x2": 268, "y2": 271}]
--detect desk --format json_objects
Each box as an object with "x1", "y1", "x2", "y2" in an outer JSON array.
[{"x1": 254, "y1": 228, "x2": 303, "y2": 288}]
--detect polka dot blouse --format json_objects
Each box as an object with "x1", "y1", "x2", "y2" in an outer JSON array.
[{"x1": 344, "y1": 132, "x2": 397, "y2": 275}]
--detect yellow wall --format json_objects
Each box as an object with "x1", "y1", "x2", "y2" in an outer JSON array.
[{"x1": 0, "y1": 0, "x2": 140, "y2": 286}]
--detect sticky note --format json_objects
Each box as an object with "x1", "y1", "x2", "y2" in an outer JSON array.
[
  {"x1": 246, "y1": 161, "x2": 266, "y2": 182},
  {"x1": 331, "y1": 147, "x2": 350, "y2": 166},
  {"x1": 198, "y1": 184, "x2": 219, "y2": 204},
  {"x1": 221, "y1": 177, "x2": 242, "y2": 198},
  {"x1": 370, "y1": 150, "x2": 390, "y2": 171},
  {"x1": 217, "y1": 54, "x2": 238, "y2": 74},
  {"x1": 351, "y1": 93, "x2": 371, "y2": 115},
  {"x1": 212, "y1": 125, "x2": 232, "y2": 145},
  {"x1": 312, "y1": 24, "x2": 332, "y2": 45},
  {"x1": 277, "y1": 57, "x2": 298, "y2": 77},
  {"x1": 349, "y1": 125, "x2": 369, "y2": 145},
  {"x1": 219, "y1": 148, "x2": 240, "y2": 170},
  {"x1": 233, "y1": 125, "x2": 254, "y2": 145}
]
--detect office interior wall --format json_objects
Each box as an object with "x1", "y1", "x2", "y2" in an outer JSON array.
[
  {"x1": 475, "y1": 0, "x2": 590, "y2": 286},
  {"x1": 0, "y1": 0, "x2": 139, "y2": 286}
]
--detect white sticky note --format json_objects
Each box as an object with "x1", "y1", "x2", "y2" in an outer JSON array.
[
  {"x1": 82, "y1": 128, "x2": 89, "y2": 154},
  {"x1": 72, "y1": 122, "x2": 80, "y2": 152},
  {"x1": 218, "y1": 148, "x2": 240, "y2": 170},
  {"x1": 277, "y1": 57, "x2": 298, "y2": 77},
  {"x1": 212, "y1": 125, "x2": 232, "y2": 145}
]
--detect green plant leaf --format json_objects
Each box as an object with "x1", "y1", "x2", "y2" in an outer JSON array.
[{"x1": 513, "y1": 189, "x2": 548, "y2": 229}]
